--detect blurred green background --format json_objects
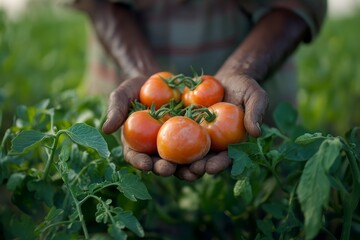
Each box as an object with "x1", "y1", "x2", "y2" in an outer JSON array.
[{"x1": 0, "y1": 0, "x2": 359, "y2": 136}]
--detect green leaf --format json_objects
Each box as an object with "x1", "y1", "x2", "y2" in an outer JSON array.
[
  {"x1": 9, "y1": 130, "x2": 52, "y2": 154},
  {"x1": 262, "y1": 202, "x2": 284, "y2": 219},
  {"x1": 117, "y1": 211, "x2": 145, "y2": 237},
  {"x1": 256, "y1": 219, "x2": 274, "y2": 237},
  {"x1": 273, "y1": 102, "x2": 298, "y2": 134},
  {"x1": 108, "y1": 222, "x2": 127, "y2": 240},
  {"x1": 297, "y1": 137, "x2": 342, "y2": 239},
  {"x1": 63, "y1": 123, "x2": 110, "y2": 159},
  {"x1": 116, "y1": 169, "x2": 151, "y2": 201},
  {"x1": 7, "y1": 172, "x2": 25, "y2": 191},
  {"x1": 27, "y1": 179, "x2": 55, "y2": 207},
  {"x1": 229, "y1": 144, "x2": 253, "y2": 178},
  {"x1": 295, "y1": 133, "x2": 325, "y2": 145},
  {"x1": 233, "y1": 177, "x2": 252, "y2": 204},
  {"x1": 280, "y1": 141, "x2": 322, "y2": 161},
  {"x1": 95, "y1": 200, "x2": 112, "y2": 224},
  {"x1": 59, "y1": 138, "x2": 72, "y2": 162},
  {"x1": 345, "y1": 126, "x2": 360, "y2": 158},
  {"x1": 277, "y1": 209, "x2": 302, "y2": 233}
]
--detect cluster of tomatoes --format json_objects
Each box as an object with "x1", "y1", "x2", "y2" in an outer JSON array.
[{"x1": 123, "y1": 71, "x2": 247, "y2": 164}]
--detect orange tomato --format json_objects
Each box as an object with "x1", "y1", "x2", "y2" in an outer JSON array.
[
  {"x1": 157, "y1": 116, "x2": 211, "y2": 164},
  {"x1": 182, "y1": 75, "x2": 224, "y2": 107},
  {"x1": 123, "y1": 110, "x2": 163, "y2": 154},
  {"x1": 139, "y1": 72, "x2": 181, "y2": 109},
  {"x1": 200, "y1": 102, "x2": 247, "y2": 152}
]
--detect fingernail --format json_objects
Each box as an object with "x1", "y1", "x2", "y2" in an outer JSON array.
[{"x1": 256, "y1": 122, "x2": 261, "y2": 134}]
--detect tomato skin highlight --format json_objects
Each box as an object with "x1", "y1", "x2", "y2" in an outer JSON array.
[
  {"x1": 157, "y1": 116, "x2": 211, "y2": 164},
  {"x1": 200, "y1": 102, "x2": 247, "y2": 152},
  {"x1": 123, "y1": 110, "x2": 163, "y2": 154},
  {"x1": 140, "y1": 72, "x2": 181, "y2": 109},
  {"x1": 182, "y1": 75, "x2": 224, "y2": 107}
]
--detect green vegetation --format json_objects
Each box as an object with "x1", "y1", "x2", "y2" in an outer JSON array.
[
  {"x1": 1, "y1": 2, "x2": 360, "y2": 239},
  {"x1": 296, "y1": 11, "x2": 360, "y2": 134}
]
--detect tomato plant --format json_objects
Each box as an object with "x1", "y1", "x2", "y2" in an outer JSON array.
[
  {"x1": 200, "y1": 102, "x2": 247, "y2": 152},
  {"x1": 182, "y1": 74, "x2": 224, "y2": 107},
  {"x1": 157, "y1": 116, "x2": 211, "y2": 164},
  {"x1": 139, "y1": 72, "x2": 181, "y2": 109}
]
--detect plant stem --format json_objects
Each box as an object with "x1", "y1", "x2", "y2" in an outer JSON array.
[
  {"x1": 1, "y1": 129, "x2": 11, "y2": 149},
  {"x1": 42, "y1": 133, "x2": 60, "y2": 181},
  {"x1": 62, "y1": 172, "x2": 90, "y2": 239}
]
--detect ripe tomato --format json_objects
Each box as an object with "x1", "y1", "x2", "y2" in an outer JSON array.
[
  {"x1": 200, "y1": 102, "x2": 246, "y2": 152},
  {"x1": 157, "y1": 116, "x2": 211, "y2": 164},
  {"x1": 140, "y1": 72, "x2": 181, "y2": 109},
  {"x1": 123, "y1": 110, "x2": 164, "y2": 154},
  {"x1": 182, "y1": 75, "x2": 224, "y2": 107}
]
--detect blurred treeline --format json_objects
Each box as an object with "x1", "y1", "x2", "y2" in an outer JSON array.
[{"x1": 0, "y1": 0, "x2": 360, "y2": 136}]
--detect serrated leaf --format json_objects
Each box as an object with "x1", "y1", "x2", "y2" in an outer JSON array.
[
  {"x1": 63, "y1": 123, "x2": 110, "y2": 158},
  {"x1": 295, "y1": 132, "x2": 324, "y2": 145},
  {"x1": 280, "y1": 141, "x2": 322, "y2": 161},
  {"x1": 9, "y1": 130, "x2": 52, "y2": 154},
  {"x1": 116, "y1": 169, "x2": 151, "y2": 201},
  {"x1": 229, "y1": 145, "x2": 253, "y2": 178},
  {"x1": 233, "y1": 177, "x2": 252, "y2": 204},
  {"x1": 108, "y1": 222, "x2": 127, "y2": 240},
  {"x1": 95, "y1": 199, "x2": 114, "y2": 224},
  {"x1": 117, "y1": 211, "x2": 145, "y2": 237},
  {"x1": 297, "y1": 137, "x2": 342, "y2": 239}
]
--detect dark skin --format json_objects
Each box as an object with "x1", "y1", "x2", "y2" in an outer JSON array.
[{"x1": 75, "y1": 1, "x2": 308, "y2": 181}]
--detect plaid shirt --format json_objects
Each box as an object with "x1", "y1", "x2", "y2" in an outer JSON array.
[
  {"x1": 80, "y1": 0, "x2": 326, "y2": 99},
  {"x1": 108, "y1": 0, "x2": 327, "y2": 75}
]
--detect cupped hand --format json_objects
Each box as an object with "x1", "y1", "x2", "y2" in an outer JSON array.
[
  {"x1": 215, "y1": 71, "x2": 269, "y2": 137},
  {"x1": 102, "y1": 72, "x2": 268, "y2": 181}
]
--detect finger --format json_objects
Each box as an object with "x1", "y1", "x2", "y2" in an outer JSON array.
[
  {"x1": 189, "y1": 153, "x2": 215, "y2": 176},
  {"x1": 102, "y1": 76, "x2": 147, "y2": 134},
  {"x1": 153, "y1": 157, "x2": 177, "y2": 176},
  {"x1": 243, "y1": 88, "x2": 268, "y2": 137},
  {"x1": 123, "y1": 144, "x2": 153, "y2": 171},
  {"x1": 189, "y1": 159, "x2": 206, "y2": 176},
  {"x1": 175, "y1": 165, "x2": 200, "y2": 182},
  {"x1": 102, "y1": 89, "x2": 130, "y2": 134},
  {"x1": 206, "y1": 151, "x2": 231, "y2": 175}
]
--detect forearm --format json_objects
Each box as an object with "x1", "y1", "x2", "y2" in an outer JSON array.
[
  {"x1": 76, "y1": 1, "x2": 160, "y2": 77},
  {"x1": 218, "y1": 8, "x2": 308, "y2": 83}
]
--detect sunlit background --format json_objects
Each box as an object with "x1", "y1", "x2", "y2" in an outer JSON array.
[{"x1": 0, "y1": 0, "x2": 360, "y2": 136}]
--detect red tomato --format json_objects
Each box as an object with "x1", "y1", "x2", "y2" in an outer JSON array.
[
  {"x1": 157, "y1": 116, "x2": 211, "y2": 164},
  {"x1": 200, "y1": 102, "x2": 247, "y2": 152},
  {"x1": 123, "y1": 110, "x2": 163, "y2": 154},
  {"x1": 140, "y1": 72, "x2": 181, "y2": 109},
  {"x1": 182, "y1": 75, "x2": 224, "y2": 107}
]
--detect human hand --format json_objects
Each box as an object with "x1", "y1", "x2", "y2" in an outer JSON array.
[
  {"x1": 102, "y1": 74, "x2": 235, "y2": 181},
  {"x1": 215, "y1": 71, "x2": 269, "y2": 137}
]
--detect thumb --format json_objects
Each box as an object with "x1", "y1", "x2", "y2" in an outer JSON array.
[
  {"x1": 102, "y1": 76, "x2": 148, "y2": 134},
  {"x1": 243, "y1": 88, "x2": 268, "y2": 137}
]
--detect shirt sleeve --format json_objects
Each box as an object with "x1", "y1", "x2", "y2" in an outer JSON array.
[{"x1": 241, "y1": 0, "x2": 328, "y2": 43}]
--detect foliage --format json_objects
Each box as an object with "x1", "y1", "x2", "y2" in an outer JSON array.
[
  {"x1": 296, "y1": 10, "x2": 360, "y2": 134},
  {"x1": 0, "y1": 0, "x2": 88, "y2": 134},
  {"x1": 0, "y1": 92, "x2": 151, "y2": 239},
  {"x1": 1, "y1": 92, "x2": 360, "y2": 239}
]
